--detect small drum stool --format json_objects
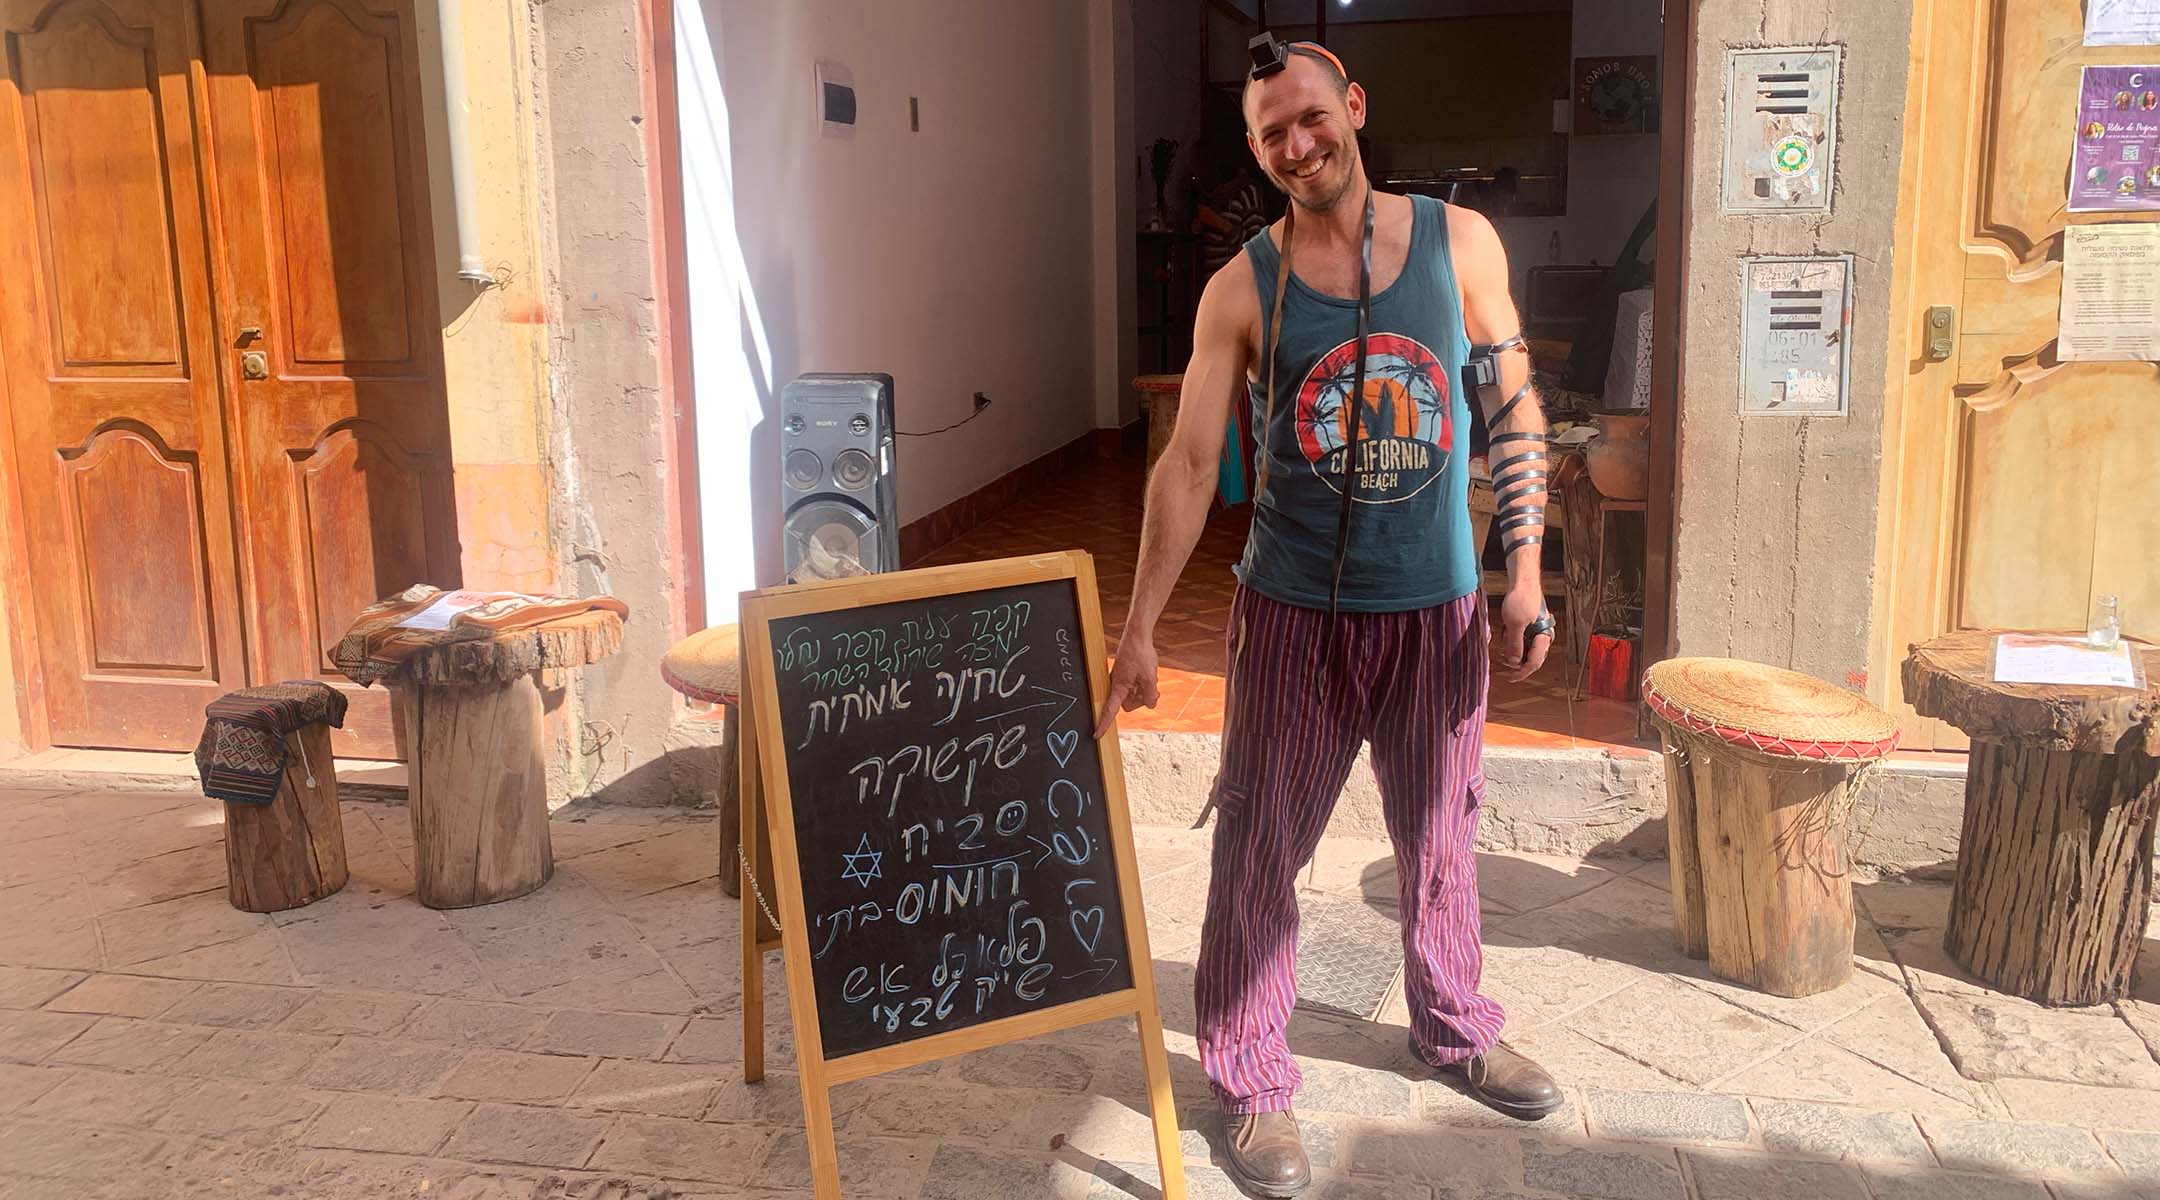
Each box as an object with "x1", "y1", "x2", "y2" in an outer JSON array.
[
  {"x1": 195, "y1": 682, "x2": 350, "y2": 914},
  {"x1": 1643, "y1": 659, "x2": 1900, "y2": 997}
]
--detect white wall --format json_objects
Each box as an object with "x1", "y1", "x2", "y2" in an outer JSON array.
[
  {"x1": 1132, "y1": 0, "x2": 1205, "y2": 227},
  {"x1": 694, "y1": 0, "x2": 1109, "y2": 554},
  {"x1": 1564, "y1": 0, "x2": 1662, "y2": 263},
  {"x1": 1494, "y1": 0, "x2": 1663, "y2": 291}
]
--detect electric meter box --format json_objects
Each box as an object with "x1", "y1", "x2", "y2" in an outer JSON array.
[{"x1": 1721, "y1": 46, "x2": 1841, "y2": 213}]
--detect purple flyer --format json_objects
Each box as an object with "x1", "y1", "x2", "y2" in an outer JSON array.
[{"x1": 2070, "y1": 65, "x2": 2160, "y2": 213}]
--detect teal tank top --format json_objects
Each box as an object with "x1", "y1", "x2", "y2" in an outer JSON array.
[{"x1": 1234, "y1": 194, "x2": 1479, "y2": 613}]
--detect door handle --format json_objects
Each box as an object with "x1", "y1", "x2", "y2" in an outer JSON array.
[{"x1": 241, "y1": 350, "x2": 269, "y2": 380}]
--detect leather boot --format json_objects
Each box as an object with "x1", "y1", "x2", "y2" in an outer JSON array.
[
  {"x1": 1222, "y1": 1110, "x2": 1311, "y2": 1197},
  {"x1": 1417, "y1": 1038, "x2": 1565, "y2": 1119}
]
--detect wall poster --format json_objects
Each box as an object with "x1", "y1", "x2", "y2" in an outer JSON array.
[{"x1": 2070, "y1": 65, "x2": 2160, "y2": 212}]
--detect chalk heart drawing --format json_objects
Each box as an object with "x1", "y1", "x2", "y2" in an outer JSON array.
[
  {"x1": 1047, "y1": 729, "x2": 1079, "y2": 767},
  {"x1": 1071, "y1": 906, "x2": 1107, "y2": 955}
]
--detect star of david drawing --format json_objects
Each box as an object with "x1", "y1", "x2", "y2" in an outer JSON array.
[{"x1": 840, "y1": 834, "x2": 883, "y2": 889}]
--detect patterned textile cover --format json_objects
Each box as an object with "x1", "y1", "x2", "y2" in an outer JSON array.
[
  {"x1": 194, "y1": 681, "x2": 348, "y2": 806},
  {"x1": 329, "y1": 585, "x2": 630, "y2": 687}
]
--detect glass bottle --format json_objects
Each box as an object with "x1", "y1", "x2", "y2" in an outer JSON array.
[{"x1": 2087, "y1": 594, "x2": 2121, "y2": 649}]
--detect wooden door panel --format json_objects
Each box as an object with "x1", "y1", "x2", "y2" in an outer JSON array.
[
  {"x1": 64, "y1": 423, "x2": 217, "y2": 672},
  {"x1": 1958, "y1": 376, "x2": 2157, "y2": 641},
  {"x1": 0, "y1": 0, "x2": 248, "y2": 749},
  {"x1": 204, "y1": 0, "x2": 459, "y2": 757},
  {"x1": 1881, "y1": 0, "x2": 2160, "y2": 748},
  {"x1": 290, "y1": 422, "x2": 435, "y2": 674},
  {"x1": 255, "y1": 0, "x2": 414, "y2": 367},
  {"x1": 17, "y1": 10, "x2": 184, "y2": 368}
]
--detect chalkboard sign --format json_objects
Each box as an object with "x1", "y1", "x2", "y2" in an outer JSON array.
[
  {"x1": 766, "y1": 577, "x2": 1132, "y2": 1055},
  {"x1": 737, "y1": 552, "x2": 1186, "y2": 1200}
]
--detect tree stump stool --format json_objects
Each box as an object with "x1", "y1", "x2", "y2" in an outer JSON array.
[
  {"x1": 1644, "y1": 658, "x2": 1900, "y2": 997},
  {"x1": 224, "y1": 723, "x2": 348, "y2": 912},
  {"x1": 1903, "y1": 631, "x2": 2160, "y2": 1006},
  {"x1": 392, "y1": 609, "x2": 625, "y2": 909},
  {"x1": 195, "y1": 683, "x2": 350, "y2": 913}
]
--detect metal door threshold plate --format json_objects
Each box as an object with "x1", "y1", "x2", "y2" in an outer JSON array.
[{"x1": 1293, "y1": 890, "x2": 1404, "y2": 1022}]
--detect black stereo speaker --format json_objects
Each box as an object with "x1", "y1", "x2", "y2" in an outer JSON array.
[{"x1": 780, "y1": 373, "x2": 898, "y2": 582}]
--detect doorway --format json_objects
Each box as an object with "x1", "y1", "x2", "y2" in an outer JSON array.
[
  {"x1": 0, "y1": 0, "x2": 461, "y2": 757},
  {"x1": 1122, "y1": 0, "x2": 1676, "y2": 748}
]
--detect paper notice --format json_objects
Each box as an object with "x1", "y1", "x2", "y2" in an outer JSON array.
[
  {"x1": 2087, "y1": 0, "x2": 2160, "y2": 45},
  {"x1": 2058, "y1": 223, "x2": 2160, "y2": 361},
  {"x1": 1994, "y1": 634, "x2": 2143, "y2": 688},
  {"x1": 394, "y1": 590, "x2": 494, "y2": 631}
]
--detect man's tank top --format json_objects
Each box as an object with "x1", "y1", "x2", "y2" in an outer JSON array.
[{"x1": 1234, "y1": 194, "x2": 1478, "y2": 613}]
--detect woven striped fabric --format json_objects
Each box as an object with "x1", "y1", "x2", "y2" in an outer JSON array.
[{"x1": 194, "y1": 682, "x2": 347, "y2": 805}]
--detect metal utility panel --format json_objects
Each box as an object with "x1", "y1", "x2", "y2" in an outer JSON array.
[
  {"x1": 1740, "y1": 256, "x2": 1853, "y2": 416},
  {"x1": 1722, "y1": 46, "x2": 1841, "y2": 212}
]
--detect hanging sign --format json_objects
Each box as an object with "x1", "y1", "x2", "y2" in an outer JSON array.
[{"x1": 1573, "y1": 55, "x2": 1659, "y2": 135}]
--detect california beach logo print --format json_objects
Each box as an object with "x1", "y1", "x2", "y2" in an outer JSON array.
[{"x1": 1293, "y1": 332, "x2": 1452, "y2": 502}]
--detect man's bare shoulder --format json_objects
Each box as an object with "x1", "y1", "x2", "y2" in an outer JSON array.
[
  {"x1": 1443, "y1": 202, "x2": 1505, "y2": 265},
  {"x1": 1197, "y1": 251, "x2": 1262, "y2": 348}
]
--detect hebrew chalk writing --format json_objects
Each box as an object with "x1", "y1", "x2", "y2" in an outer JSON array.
[{"x1": 766, "y1": 579, "x2": 1133, "y2": 1058}]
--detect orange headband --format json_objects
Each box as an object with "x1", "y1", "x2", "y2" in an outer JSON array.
[{"x1": 1284, "y1": 41, "x2": 1348, "y2": 79}]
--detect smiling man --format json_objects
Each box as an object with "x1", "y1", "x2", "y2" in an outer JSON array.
[{"x1": 1095, "y1": 36, "x2": 1562, "y2": 1197}]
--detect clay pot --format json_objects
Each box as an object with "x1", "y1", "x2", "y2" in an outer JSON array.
[{"x1": 1584, "y1": 412, "x2": 1651, "y2": 500}]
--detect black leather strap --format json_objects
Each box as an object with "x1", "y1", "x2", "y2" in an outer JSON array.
[
  {"x1": 1325, "y1": 192, "x2": 1376, "y2": 631},
  {"x1": 1258, "y1": 206, "x2": 1296, "y2": 506}
]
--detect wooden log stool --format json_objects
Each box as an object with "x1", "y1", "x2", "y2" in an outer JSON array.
[
  {"x1": 1132, "y1": 373, "x2": 1183, "y2": 480},
  {"x1": 662, "y1": 624, "x2": 745, "y2": 898},
  {"x1": 1644, "y1": 658, "x2": 1901, "y2": 997},
  {"x1": 195, "y1": 682, "x2": 350, "y2": 913},
  {"x1": 389, "y1": 609, "x2": 625, "y2": 909},
  {"x1": 1903, "y1": 631, "x2": 2159, "y2": 1006}
]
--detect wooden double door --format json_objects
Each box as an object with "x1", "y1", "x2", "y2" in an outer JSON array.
[
  {"x1": 0, "y1": 0, "x2": 460, "y2": 756},
  {"x1": 1880, "y1": 0, "x2": 2160, "y2": 748}
]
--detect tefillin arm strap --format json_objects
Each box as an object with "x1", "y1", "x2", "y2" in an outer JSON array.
[{"x1": 1478, "y1": 334, "x2": 1547, "y2": 557}]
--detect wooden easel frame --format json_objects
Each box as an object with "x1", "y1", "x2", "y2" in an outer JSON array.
[{"x1": 737, "y1": 552, "x2": 1186, "y2": 1200}]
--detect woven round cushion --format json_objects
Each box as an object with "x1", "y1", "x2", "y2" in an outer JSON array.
[
  {"x1": 661, "y1": 624, "x2": 741, "y2": 705},
  {"x1": 1643, "y1": 657, "x2": 1899, "y2": 762}
]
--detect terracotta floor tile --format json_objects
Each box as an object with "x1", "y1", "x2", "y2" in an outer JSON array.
[{"x1": 908, "y1": 452, "x2": 1652, "y2": 751}]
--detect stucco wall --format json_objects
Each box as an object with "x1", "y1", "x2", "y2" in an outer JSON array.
[
  {"x1": 534, "y1": 0, "x2": 687, "y2": 804},
  {"x1": 416, "y1": 0, "x2": 555, "y2": 598},
  {"x1": 1669, "y1": 0, "x2": 1912, "y2": 689}
]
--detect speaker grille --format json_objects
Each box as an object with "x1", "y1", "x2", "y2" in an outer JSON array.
[{"x1": 784, "y1": 498, "x2": 882, "y2": 580}]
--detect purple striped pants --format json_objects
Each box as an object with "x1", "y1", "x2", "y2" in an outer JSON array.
[{"x1": 1195, "y1": 585, "x2": 1505, "y2": 1114}]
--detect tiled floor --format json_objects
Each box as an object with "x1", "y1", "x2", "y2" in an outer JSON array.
[
  {"x1": 919, "y1": 452, "x2": 1649, "y2": 751},
  {"x1": 2, "y1": 789, "x2": 2153, "y2": 1199}
]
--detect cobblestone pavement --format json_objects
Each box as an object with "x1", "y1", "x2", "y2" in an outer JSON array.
[{"x1": 0, "y1": 789, "x2": 2154, "y2": 1199}]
